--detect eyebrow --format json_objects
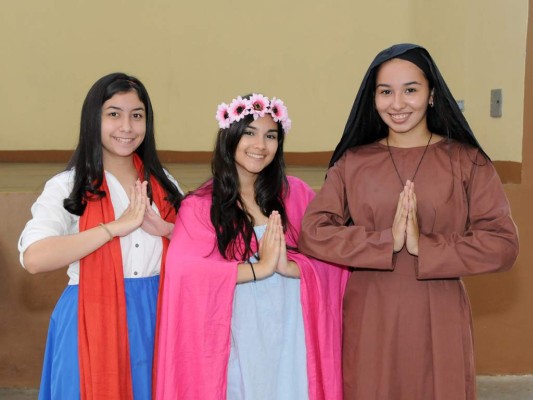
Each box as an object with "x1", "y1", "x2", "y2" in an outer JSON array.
[
  {"x1": 104, "y1": 105, "x2": 145, "y2": 111},
  {"x1": 376, "y1": 81, "x2": 423, "y2": 88},
  {"x1": 246, "y1": 126, "x2": 279, "y2": 133}
]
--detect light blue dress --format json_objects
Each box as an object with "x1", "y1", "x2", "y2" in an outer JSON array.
[{"x1": 226, "y1": 225, "x2": 309, "y2": 399}]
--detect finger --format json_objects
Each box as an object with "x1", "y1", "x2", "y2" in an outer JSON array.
[
  {"x1": 141, "y1": 180, "x2": 149, "y2": 203},
  {"x1": 403, "y1": 188, "x2": 410, "y2": 213},
  {"x1": 410, "y1": 200, "x2": 418, "y2": 225},
  {"x1": 279, "y1": 222, "x2": 287, "y2": 252},
  {"x1": 394, "y1": 191, "x2": 405, "y2": 220},
  {"x1": 135, "y1": 181, "x2": 146, "y2": 210},
  {"x1": 262, "y1": 213, "x2": 276, "y2": 245},
  {"x1": 270, "y1": 213, "x2": 281, "y2": 241},
  {"x1": 398, "y1": 189, "x2": 409, "y2": 219},
  {"x1": 275, "y1": 216, "x2": 282, "y2": 242},
  {"x1": 125, "y1": 184, "x2": 137, "y2": 211}
]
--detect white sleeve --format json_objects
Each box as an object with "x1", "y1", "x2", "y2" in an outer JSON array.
[
  {"x1": 18, "y1": 171, "x2": 78, "y2": 268},
  {"x1": 164, "y1": 169, "x2": 184, "y2": 195}
]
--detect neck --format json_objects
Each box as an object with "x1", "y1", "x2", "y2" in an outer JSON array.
[
  {"x1": 239, "y1": 182, "x2": 256, "y2": 203},
  {"x1": 386, "y1": 132, "x2": 432, "y2": 148},
  {"x1": 237, "y1": 169, "x2": 257, "y2": 197},
  {"x1": 103, "y1": 155, "x2": 139, "y2": 183}
]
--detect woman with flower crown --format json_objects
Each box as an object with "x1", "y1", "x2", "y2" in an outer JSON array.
[
  {"x1": 298, "y1": 43, "x2": 519, "y2": 399},
  {"x1": 155, "y1": 94, "x2": 349, "y2": 400}
]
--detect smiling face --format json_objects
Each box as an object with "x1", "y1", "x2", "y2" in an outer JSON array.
[
  {"x1": 100, "y1": 90, "x2": 146, "y2": 166},
  {"x1": 374, "y1": 58, "x2": 433, "y2": 140},
  {"x1": 234, "y1": 114, "x2": 279, "y2": 184}
]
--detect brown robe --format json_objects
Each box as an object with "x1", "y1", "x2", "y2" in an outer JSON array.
[{"x1": 298, "y1": 139, "x2": 519, "y2": 400}]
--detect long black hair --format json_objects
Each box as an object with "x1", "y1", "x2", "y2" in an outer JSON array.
[
  {"x1": 203, "y1": 108, "x2": 289, "y2": 261},
  {"x1": 330, "y1": 43, "x2": 489, "y2": 167},
  {"x1": 63, "y1": 72, "x2": 182, "y2": 216}
]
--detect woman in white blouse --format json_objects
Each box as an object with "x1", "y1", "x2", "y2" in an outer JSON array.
[{"x1": 18, "y1": 72, "x2": 182, "y2": 400}]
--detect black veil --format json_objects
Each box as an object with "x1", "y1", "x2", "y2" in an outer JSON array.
[{"x1": 329, "y1": 43, "x2": 487, "y2": 168}]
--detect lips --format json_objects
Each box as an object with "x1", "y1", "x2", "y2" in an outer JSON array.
[
  {"x1": 246, "y1": 152, "x2": 265, "y2": 159},
  {"x1": 389, "y1": 113, "x2": 410, "y2": 123},
  {"x1": 112, "y1": 137, "x2": 136, "y2": 144}
]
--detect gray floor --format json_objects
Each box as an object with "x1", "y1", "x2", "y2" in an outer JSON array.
[
  {"x1": 1, "y1": 376, "x2": 532, "y2": 399},
  {"x1": 477, "y1": 375, "x2": 533, "y2": 399}
]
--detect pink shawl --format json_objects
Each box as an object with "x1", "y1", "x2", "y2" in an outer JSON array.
[{"x1": 155, "y1": 176, "x2": 349, "y2": 399}]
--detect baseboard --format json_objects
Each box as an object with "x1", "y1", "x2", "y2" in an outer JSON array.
[{"x1": 0, "y1": 151, "x2": 521, "y2": 183}]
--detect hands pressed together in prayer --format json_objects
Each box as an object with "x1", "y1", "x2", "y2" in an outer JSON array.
[
  {"x1": 105, "y1": 180, "x2": 174, "y2": 240},
  {"x1": 239, "y1": 211, "x2": 300, "y2": 283},
  {"x1": 392, "y1": 180, "x2": 419, "y2": 256},
  {"x1": 260, "y1": 211, "x2": 299, "y2": 277}
]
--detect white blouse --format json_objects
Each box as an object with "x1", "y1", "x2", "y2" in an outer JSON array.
[{"x1": 18, "y1": 169, "x2": 181, "y2": 285}]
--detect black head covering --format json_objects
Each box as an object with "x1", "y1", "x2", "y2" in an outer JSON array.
[{"x1": 329, "y1": 43, "x2": 487, "y2": 167}]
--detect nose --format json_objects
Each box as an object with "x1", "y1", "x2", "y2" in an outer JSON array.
[
  {"x1": 391, "y1": 93, "x2": 405, "y2": 110},
  {"x1": 252, "y1": 135, "x2": 267, "y2": 149},
  {"x1": 119, "y1": 116, "x2": 132, "y2": 133}
]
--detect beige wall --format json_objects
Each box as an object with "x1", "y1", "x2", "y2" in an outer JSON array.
[
  {"x1": 1, "y1": 0, "x2": 532, "y2": 387},
  {"x1": 1, "y1": 0, "x2": 527, "y2": 161}
]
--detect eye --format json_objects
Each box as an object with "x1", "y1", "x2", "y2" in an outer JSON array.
[
  {"x1": 132, "y1": 113, "x2": 144, "y2": 119},
  {"x1": 405, "y1": 87, "x2": 417, "y2": 93},
  {"x1": 243, "y1": 130, "x2": 254, "y2": 136},
  {"x1": 379, "y1": 89, "x2": 391, "y2": 95},
  {"x1": 266, "y1": 133, "x2": 278, "y2": 140},
  {"x1": 108, "y1": 111, "x2": 119, "y2": 117}
]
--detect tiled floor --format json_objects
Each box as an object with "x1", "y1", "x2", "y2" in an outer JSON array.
[{"x1": 1, "y1": 376, "x2": 532, "y2": 399}]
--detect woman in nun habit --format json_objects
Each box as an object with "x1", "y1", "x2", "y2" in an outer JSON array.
[{"x1": 298, "y1": 43, "x2": 519, "y2": 399}]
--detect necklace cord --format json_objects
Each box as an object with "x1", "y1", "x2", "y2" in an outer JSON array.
[{"x1": 386, "y1": 133, "x2": 433, "y2": 187}]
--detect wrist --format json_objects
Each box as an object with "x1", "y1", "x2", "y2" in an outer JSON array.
[
  {"x1": 283, "y1": 260, "x2": 301, "y2": 278},
  {"x1": 165, "y1": 222, "x2": 174, "y2": 239},
  {"x1": 248, "y1": 261, "x2": 257, "y2": 281},
  {"x1": 99, "y1": 223, "x2": 114, "y2": 241},
  {"x1": 255, "y1": 261, "x2": 274, "y2": 280}
]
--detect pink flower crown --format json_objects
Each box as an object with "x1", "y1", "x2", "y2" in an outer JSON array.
[{"x1": 215, "y1": 93, "x2": 292, "y2": 133}]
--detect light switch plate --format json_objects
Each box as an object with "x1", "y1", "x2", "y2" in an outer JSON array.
[{"x1": 490, "y1": 89, "x2": 502, "y2": 118}]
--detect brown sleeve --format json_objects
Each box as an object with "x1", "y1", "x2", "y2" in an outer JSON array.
[
  {"x1": 417, "y1": 156, "x2": 519, "y2": 279},
  {"x1": 298, "y1": 153, "x2": 395, "y2": 270}
]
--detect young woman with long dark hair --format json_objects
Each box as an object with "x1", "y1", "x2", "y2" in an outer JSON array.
[
  {"x1": 18, "y1": 72, "x2": 182, "y2": 399},
  {"x1": 155, "y1": 94, "x2": 348, "y2": 400}
]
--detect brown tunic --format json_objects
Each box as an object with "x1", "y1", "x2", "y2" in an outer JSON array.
[{"x1": 298, "y1": 140, "x2": 519, "y2": 400}]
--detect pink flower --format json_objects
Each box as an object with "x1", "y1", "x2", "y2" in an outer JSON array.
[
  {"x1": 214, "y1": 94, "x2": 291, "y2": 134},
  {"x1": 228, "y1": 96, "x2": 251, "y2": 123},
  {"x1": 281, "y1": 118, "x2": 292, "y2": 134},
  {"x1": 249, "y1": 93, "x2": 270, "y2": 120},
  {"x1": 269, "y1": 97, "x2": 288, "y2": 123},
  {"x1": 215, "y1": 103, "x2": 231, "y2": 129}
]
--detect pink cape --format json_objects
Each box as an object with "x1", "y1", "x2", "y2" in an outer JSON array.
[{"x1": 155, "y1": 176, "x2": 349, "y2": 399}]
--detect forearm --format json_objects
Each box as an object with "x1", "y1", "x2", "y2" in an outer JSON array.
[
  {"x1": 299, "y1": 223, "x2": 395, "y2": 270},
  {"x1": 416, "y1": 228, "x2": 519, "y2": 279},
  {"x1": 280, "y1": 261, "x2": 300, "y2": 278},
  {"x1": 22, "y1": 224, "x2": 113, "y2": 274},
  {"x1": 236, "y1": 261, "x2": 275, "y2": 283}
]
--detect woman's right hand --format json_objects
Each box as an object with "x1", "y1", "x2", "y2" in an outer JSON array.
[
  {"x1": 255, "y1": 211, "x2": 282, "y2": 279},
  {"x1": 236, "y1": 211, "x2": 282, "y2": 283},
  {"x1": 392, "y1": 185, "x2": 408, "y2": 252}
]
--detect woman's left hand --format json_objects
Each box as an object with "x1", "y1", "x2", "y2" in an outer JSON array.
[
  {"x1": 405, "y1": 180, "x2": 420, "y2": 256},
  {"x1": 140, "y1": 185, "x2": 174, "y2": 239}
]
